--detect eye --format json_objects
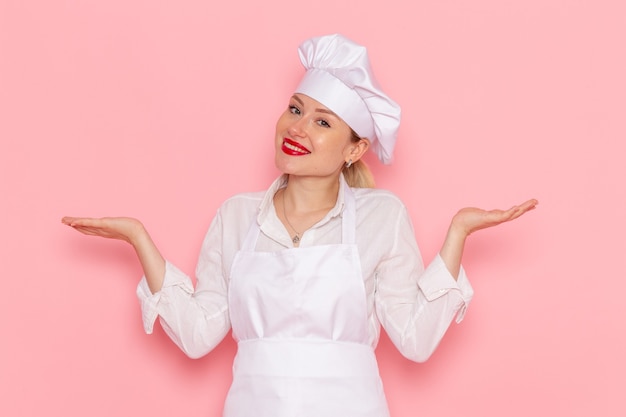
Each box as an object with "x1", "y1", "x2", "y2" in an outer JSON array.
[
  {"x1": 289, "y1": 105, "x2": 301, "y2": 115},
  {"x1": 317, "y1": 119, "x2": 331, "y2": 128}
]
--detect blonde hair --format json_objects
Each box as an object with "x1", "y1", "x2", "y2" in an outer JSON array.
[{"x1": 342, "y1": 129, "x2": 375, "y2": 188}]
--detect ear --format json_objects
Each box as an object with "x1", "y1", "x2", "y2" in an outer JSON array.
[{"x1": 346, "y1": 138, "x2": 370, "y2": 163}]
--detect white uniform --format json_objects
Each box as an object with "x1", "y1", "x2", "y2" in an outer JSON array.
[
  {"x1": 224, "y1": 183, "x2": 387, "y2": 416},
  {"x1": 137, "y1": 175, "x2": 473, "y2": 415}
]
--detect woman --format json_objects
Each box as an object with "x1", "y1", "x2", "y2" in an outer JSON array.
[{"x1": 62, "y1": 34, "x2": 537, "y2": 416}]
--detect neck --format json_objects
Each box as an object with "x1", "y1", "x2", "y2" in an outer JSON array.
[{"x1": 282, "y1": 174, "x2": 341, "y2": 214}]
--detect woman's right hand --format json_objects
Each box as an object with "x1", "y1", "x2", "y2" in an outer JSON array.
[
  {"x1": 61, "y1": 216, "x2": 145, "y2": 246},
  {"x1": 62, "y1": 216, "x2": 166, "y2": 292}
]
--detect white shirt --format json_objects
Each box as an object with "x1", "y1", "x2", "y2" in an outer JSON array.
[{"x1": 137, "y1": 175, "x2": 474, "y2": 362}]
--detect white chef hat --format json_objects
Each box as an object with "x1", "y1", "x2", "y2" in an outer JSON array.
[{"x1": 295, "y1": 34, "x2": 401, "y2": 164}]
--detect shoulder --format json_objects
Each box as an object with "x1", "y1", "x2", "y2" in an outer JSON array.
[
  {"x1": 352, "y1": 187, "x2": 408, "y2": 212},
  {"x1": 217, "y1": 175, "x2": 285, "y2": 215},
  {"x1": 351, "y1": 187, "x2": 418, "y2": 262},
  {"x1": 216, "y1": 190, "x2": 265, "y2": 218},
  {"x1": 351, "y1": 187, "x2": 413, "y2": 233},
  {"x1": 221, "y1": 190, "x2": 265, "y2": 207}
]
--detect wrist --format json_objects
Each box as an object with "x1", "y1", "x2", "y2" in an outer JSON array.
[
  {"x1": 127, "y1": 220, "x2": 148, "y2": 247},
  {"x1": 448, "y1": 218, "x2": 470, "y2": 241}
]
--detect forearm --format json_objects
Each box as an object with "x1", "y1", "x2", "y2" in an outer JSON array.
[
  {"x1": 438, "y1": 222, "x2": 467, "y2": 280},
  {"x1": 130, "y1": 224, "x2": 166, "y2": 294}
]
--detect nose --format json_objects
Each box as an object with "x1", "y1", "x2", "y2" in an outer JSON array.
[{"x1": 287, "y1": 116, "x2": 308, "y2": 138}]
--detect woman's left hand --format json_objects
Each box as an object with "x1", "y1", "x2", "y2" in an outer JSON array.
[
  {"x1": 440, "y1": 199, "x2": 538, "y2": 279},
  {"x1": 451, "y1": 199, "x2": 539, "y2": 238}
]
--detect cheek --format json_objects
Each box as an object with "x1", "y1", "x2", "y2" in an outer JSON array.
[
  {"x1": 275, "y1": 111, "x2": 293, "y2": 131},
  {"x1": 329, "y1": 132, "x2": 353, "y2": 155},
  {"x1": 314, "y1": 138, "x2": 350, "y2": 166},
  {"x1": 275, "y1": 118, "x2": 287, "y2": 143}
]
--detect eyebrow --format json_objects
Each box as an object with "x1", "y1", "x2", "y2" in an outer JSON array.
[{"x1": 291, "y1": 95, "x2": 339, "y2": 118}]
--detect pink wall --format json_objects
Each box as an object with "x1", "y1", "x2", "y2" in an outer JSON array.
[{"x1": 1, "y1": 0, "x2": 624, "y2": 416}]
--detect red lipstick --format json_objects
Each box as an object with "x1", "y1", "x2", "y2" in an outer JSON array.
[{"x1": 282, "y1": 138, "x2": 311, "y2": 155}]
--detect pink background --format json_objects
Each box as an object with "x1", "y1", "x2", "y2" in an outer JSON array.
[{"x1": 1, "y1": 0, "x2": 625, "y2": 416}]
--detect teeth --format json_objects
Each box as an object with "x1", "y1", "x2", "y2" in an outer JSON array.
[{"x1": 284, "y1": 141, "x2": 309, "y2": 153}]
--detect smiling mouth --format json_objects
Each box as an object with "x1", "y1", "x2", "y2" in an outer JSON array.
[{"x1": 282, "y1": 138, "x2": 311, "y2": 155}]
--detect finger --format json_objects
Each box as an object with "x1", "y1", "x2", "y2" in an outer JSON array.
[
  {"x1": 514, "y1": 199, "x2": 539, "y2": 215},
  {"x1": 506, "y1": 209, "x2": 527, "y2": 222},
  {"x1": 71, "y1": 226, "x2": 119, "y2": 239},
  {"x1": 69, "y1": 225, "x2": 104, "y2": 235},
  {"x1": 62, "y1": 216, "x2": 87, "y2": 226},
  {"x1": 64, "y1": 217, "x2": 102, "y2": 228},
  {"x1": 486, "y1": 208, "x2": 514, "y2": 223},
  {"x1": 61, "y1": 216, "x2": 79, "y2": 225},
  {"x1": 486, "y1": 207, "x2": 523, "y2": 224},
  {"x1": 502, "y1": 199, "x2": 538, "y2": 222},
  {"x1": 517, "y1": 199, "x2": 539, "y2": 211},
  {"x1": 71, "y1": 227, "x2": 100, "y2": 236},
  {"x1": 503, "y1": 199, "x2": 538, "y2": 215}
]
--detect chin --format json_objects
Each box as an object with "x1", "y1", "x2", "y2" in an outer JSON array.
[{"x1": 274, "y1": 154, "x2": 294, "y2": 175}]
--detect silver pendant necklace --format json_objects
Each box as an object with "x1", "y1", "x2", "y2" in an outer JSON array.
[{"x1": 282, "y1": 190, "x2": 301, "y2": 245}]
